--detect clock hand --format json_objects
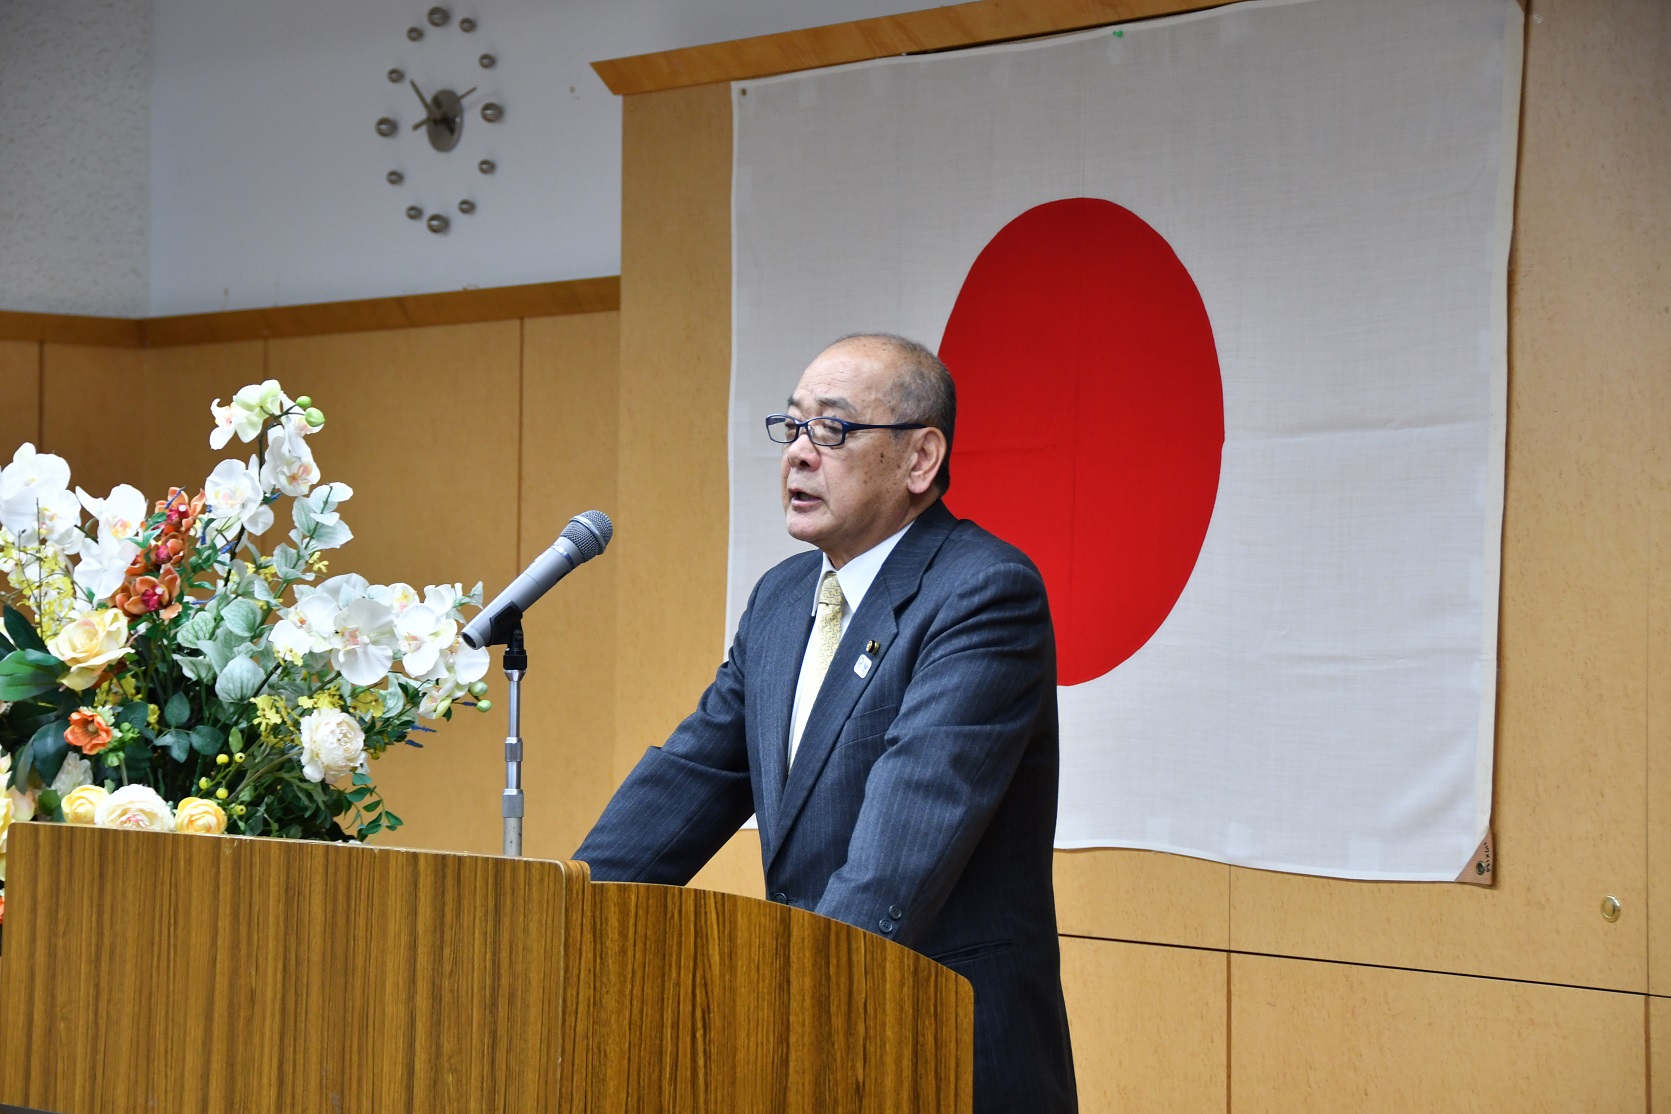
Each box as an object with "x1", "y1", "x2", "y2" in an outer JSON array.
[{"x1": 410, "y1": 79, "x2": 439, "y2": 127}]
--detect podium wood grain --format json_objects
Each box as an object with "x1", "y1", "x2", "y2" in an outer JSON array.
[{"x1": 0, "y1": 823, "x2": 971, "y2": 1113}]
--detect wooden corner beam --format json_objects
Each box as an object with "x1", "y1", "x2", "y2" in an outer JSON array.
[{"x1": 591, "y1": 0, "x2": 1229, "y2": 96}]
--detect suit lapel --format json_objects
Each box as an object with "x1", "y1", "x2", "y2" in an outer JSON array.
[
  {"x1": 752, "y1": 561, "x2": 818, "y2": 852},
  {"x1": 766, "y1": 503, "x2": 958, "y2": 870}
]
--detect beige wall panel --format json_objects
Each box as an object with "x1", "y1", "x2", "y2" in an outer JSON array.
[
  {"x1": 613, "y1": 85, "x2": 734, "y2": 792},
  {"x1": 519, "y1": 312, "x2": 623, "y2": 860},
  {"x1": 266, "y1": 323, "x2": 521, "y2": 854},
  {"x1": 1232, "y1": 953, "x2": 1645, "y2": 1113},
  {"x1": 1230, "y1": 0, "x2": 1668, "y2": 992},
  {"x1": 1060, "y1": 938, "x2": 1225, "y2": 1113},
  {"x1": 0, "y1": 340, "x2": 39, "y2": 453},
  {"x1": 40, "y1": 344, "x2": 143, "y2": 503},
  {"x1": 689, "y1": 829, "x2": 768, "y2": 898},
  {"x1": 140, "y1": 341, "x2": 266, "y2": 501},
  {"x1": 1055, "y1": 849, "x2": 1228, "y2": 949},
  {"x1": 1652, "y1": 997, "x2": 1670, "y2": 1112}
]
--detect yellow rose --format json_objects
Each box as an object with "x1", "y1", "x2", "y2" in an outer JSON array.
[
  {"x1": 61, "y1": 784, "x2": 109, "y2": 825},
  {"x1": 173, "y1": 796, "x2": 227, "y2": 835},
  {"x1": 51, "y1": 609, "x2": 132, "y2": 691}
]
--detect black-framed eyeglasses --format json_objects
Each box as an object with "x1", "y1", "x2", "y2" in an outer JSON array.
[{"x1": 765, "y1": 413, "x2": 927, "y2": 448}]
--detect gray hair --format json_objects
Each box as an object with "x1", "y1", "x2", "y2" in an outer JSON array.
[{"x1": 831, "y1": 333, "x2": 957, "y2": 494}]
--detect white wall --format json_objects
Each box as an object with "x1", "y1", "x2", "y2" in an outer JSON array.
[
  {"x1": 0, "y1": 0, "x2": 152, "y2": 317},
  {"x1": 139, "y1": 0, "x2": 941, "y2": 316}
]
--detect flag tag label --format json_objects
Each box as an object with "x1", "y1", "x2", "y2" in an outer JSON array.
[{"x1": 853, "y1": 654, "x2": 873, "y2": 679}]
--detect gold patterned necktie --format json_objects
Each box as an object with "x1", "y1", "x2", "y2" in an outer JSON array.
[{"x1": 810, "y1": 570, "x2": 846, "y2": 695}]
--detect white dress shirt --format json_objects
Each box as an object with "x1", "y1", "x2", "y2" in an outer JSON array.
[{"x1": 786, "y1": 520, "x2": 914, "y2": 766}]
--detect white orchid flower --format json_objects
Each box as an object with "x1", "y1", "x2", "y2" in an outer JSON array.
[
  {"x1": 72, "y1": 534, "x2": 142, "y2": 601},
  {"x1": 76, "y1": 483, "x2": 149, "y2": 542},
  {"x1": 204, "y1": 457, "x2": 274, "y2": 538},
  {"x1": 269, "y1": 592, "x2": 340, "y2": 659},
  {"x1": 220, "y1": 379, "x2": 290, "y2": 444},
  {"x1": 394, "y1": 604, "x2": 457, "y2": 678},
  {"x1": 331, "y1": 598, "x2": 398, "y2": 686},
  {"x1": 369, "y1": 581, "x2": 420, "y2": 615},
  {"x1": 422, "y1": 582, "x2": 467, "y2": 617},
  {"x1": 0, "y1": 444, "x2": 79, "y2": 546},
  {"x1": 314, "y1": 572, "x2": 370, "y2": 608},
  {"x1": 259, "y1": 421, "x2": 320, "y2": 497},
  {"x1": 209, "y1": 398, "x2": 237, "y2": 449}
]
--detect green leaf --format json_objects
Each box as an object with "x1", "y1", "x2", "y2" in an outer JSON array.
[
  {"x1": 116, "y1": 702, "x2": 151, "y2": 730},
  {"x1": 189, "y1": 724, "x2": 223, "y2": 756},
  {"x1": 164, "y1": 691, "x2": 192, "y2": 728},
  {"x1": 215, "y1": 655, "x2": 265, "y2": 703},
  {"x1": 358, "y1": 814, "x2": 383, "y2": 840},
  {"x1": 222, "y1": 599, "x2": 263, "y2": 641},
  {"x1": 175, "y1": 611, "x2": 216, "y2": 651},
  {"x1": 345, "y1": 786, "x2": 372, "y2": 803},
  {"x1": 272, "y1": 544, "x2": 303, "y2": 578},
  {"x1": 383, "y1": 811, "x2": 403, "y2": 831},
  {"x1": 6, "y1": 739, "x2": 30, "y2": 789},
  {"x1": 37, "y1": 788, "x2": 61, "y2": 812},
  {"x1": 228, "y1": 726, "x2": 244, "y2": 754},
  {"x1": 309, "y1": 521, "x2": 353, "y2": 551},
  {"x1": 158, "y1": 729, "x2": 193, "y2": 763},
  {"x1": 245, "y1": 811, "x2": 266, "y2": 837},
  {"x1": 173, "y1": 654, "x2": 219, "y2": 684},
  {"x1": 0, "y1": 672, "x2": 58, "y2": 702},
  {"x1": 351, "y1": 767, "x2": 371, "y2": 787},
  {"x1": 29, "y1": 718, "x2": 71, "y2": 786},
  {"x1": 3, "y1": 606, "x2": 47, "y2": 653}
]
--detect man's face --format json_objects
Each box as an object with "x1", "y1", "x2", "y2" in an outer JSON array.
[{"x1": 780, "y1": 342, "x2": 918, "y2": 568}]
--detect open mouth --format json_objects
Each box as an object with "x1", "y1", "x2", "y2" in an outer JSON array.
[{"x1": 788, "y1": 487, "x2": 822, "y2": 510}]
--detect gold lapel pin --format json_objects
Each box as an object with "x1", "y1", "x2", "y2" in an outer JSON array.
[{"x1": 865, "y1": 640, "x2": 880, "y2": 655}]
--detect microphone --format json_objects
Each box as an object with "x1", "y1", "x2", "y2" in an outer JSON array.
[{"x1": 460, "y1": 510, "x2": 613, "y2": 649}]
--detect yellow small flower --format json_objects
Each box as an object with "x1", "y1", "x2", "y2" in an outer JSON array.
[
  {"x1": 147, "y1": 703, "x2": 161, "y2": 729},
  {"x1": 214, "y1": 788, "x2": 228, "y2": 801},
  {"x1": 233, "y1": 804, "x2": 247, "y2": 816},
  {"x1": 215, "y1": 753, "x2": 229, "y2": 765},
  {"x1": 307, "y1": 554, "x2": 329, "y2": 573},
  {"x1": 297, "y1": 695, "x2": 317, "y2": 710},
  {"x1": 234, "y1": 752, "x2": 246, "y2": 763},
  {"x1": 198, "y1": 777, "x2": 211, "y2": 790},
  {"x1": 349, "y1": 689, "x2": 381, "y2": 716}
]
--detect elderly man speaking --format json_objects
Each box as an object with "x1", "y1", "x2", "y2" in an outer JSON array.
[{"x1": 575, "y1": 333, "x2": 1077, "y2": 1113}]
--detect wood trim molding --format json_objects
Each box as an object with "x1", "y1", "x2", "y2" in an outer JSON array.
[
  {"x1": 0, "y1": 276, "x2": 619, "y2": 349},
  {"x1": 591, "y1": 0, "x2": 1228, "y2": 96}
]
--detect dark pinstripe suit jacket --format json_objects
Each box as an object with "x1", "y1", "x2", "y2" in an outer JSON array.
[{"x1": 575, "y1": 501, "x2": 1077, "y2": 1113}]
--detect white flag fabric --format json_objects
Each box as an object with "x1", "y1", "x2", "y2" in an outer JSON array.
[{"x1": 728, "y1": 0, "x2": 1522, "y2": 880}]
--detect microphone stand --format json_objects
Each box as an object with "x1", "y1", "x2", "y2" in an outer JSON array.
[{"x1": 500, "y1": 610, "x2": 527, "y2": 858}]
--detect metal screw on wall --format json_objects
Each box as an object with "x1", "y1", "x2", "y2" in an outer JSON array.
[
  {"x1": 387, "y1": 170, "x2": 404, "y2": 185},
  {"x1": 458, "y1": 199, "x2": 476, "y2": 214},
  {"x1": 387, "y1": 68, "x2": 405, "y2": 83},
  {"x1": 407, "y1": 26, "x2": 424, "y2": 41},
  {"x1": 480, "y1": 54, "x2": 496, "y2": 69},
  {"x1": 459, "y1": 17, "x2": 476, "y2": 32},
  {"x1": 406, "y1": 206, "x2": 424, "y2": 220},
  {"x1": 427, "y1": 213, "x2": 450, "y2": 234},
  {"x1": 481, "y1": 102, "x2": 504, "y2": 123},
  {"x1": 376, "y1": 117, "x2": 398, "y2": 137},
  {"x1": 1601, "y1": 896, "x2": 1621, "y2": 922},
  {"x1": 478, "y1": 159, "x2": 496, "y2": 175},
  {"x1": 427, "y1": 7, "x2": 450, "y2": 27}
]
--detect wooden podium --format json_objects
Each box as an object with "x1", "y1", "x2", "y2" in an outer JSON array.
[{"x1": 0, "y1": 823, "x2": 972, "y2": 1113}]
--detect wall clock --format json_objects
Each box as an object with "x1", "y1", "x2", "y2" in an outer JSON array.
[{"x1": 374, "y1": 6, "x2": 505, "y2": 235}]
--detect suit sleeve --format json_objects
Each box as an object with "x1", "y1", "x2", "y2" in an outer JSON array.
[
  {"x1": 813, "y1": 557, "x2": 1053, "y2": 949},
  {"x1": 572, "y1": 585, "x2": 760, "y2": 885}
]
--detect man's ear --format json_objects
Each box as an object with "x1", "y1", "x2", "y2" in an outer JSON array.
[{"x1": 905, "y1": 429, "x2": 948, "y2": 496}]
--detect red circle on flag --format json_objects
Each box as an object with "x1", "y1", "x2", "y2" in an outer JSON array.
[{"x1": 941, "y1": 198, "x2": 1224, "y2": 686}]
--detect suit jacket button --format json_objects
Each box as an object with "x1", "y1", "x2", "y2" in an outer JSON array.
[
  {"x1": 771, "y1": 892, "x2": 788, "y2": 903},
  {"x1": 888, "y1": 905, "x2": 904, "y2": 919},
  {"x1": 879, "y1": 919, "x2": 895, "y2": 933}
]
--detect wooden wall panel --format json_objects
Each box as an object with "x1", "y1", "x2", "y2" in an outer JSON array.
[
  {"x1": 140, "y1": 340, "x2": 266, "y2": 501},
  {"x1": 1055, "y1": 849, "x2": 1228, "y2": 949},
  {"x1": 1228, "y1": 0, "x2": 1669, "y2": 994},
  {"x1": 520, "y1": 312, "x2": 623, "y2": 860},
  {"x1": 1059, "y1": 938, "x2": 1226, "y2": 1113},
  {"x1": 1231, "y1": 954, "x2": 1646, "y2": 1113},
  {"x1": 0, "y1": 340, "x2": 39, "y2": 454},
  {"x1": 1652, "y1": 997, "x2": 1670, "y2": 1112},
  {"x1": 613, "y1": 84, "x2": 734, "y2": 797},
  {"x1": 265, "y1": 323, "x2": 522, "y2": 855},
  {"x1": 40, "y1": 344, "x2": 143, "y2": 504},
  {"x1": 689, "y1": 830, "x2": 767, "y2": 898}
]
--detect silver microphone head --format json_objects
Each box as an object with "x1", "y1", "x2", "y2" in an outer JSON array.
[{"x1": 562, "y1": 510, "x2": 613, "y2": 561}]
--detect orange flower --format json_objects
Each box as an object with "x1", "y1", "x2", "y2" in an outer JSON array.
[
  {"x1": 115, "y1": 565, "x2": 182, "y2": 620},
  {"x1": 65, "y1": 709, "x2": 114, "y2": 756},
  {"x1": 156, "y1": 488, "x2": 206, "y2": 537}
]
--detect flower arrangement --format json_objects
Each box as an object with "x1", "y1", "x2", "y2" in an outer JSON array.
[{"x1": 0, "y1": 380, "x2": 491, "y2": 926}]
